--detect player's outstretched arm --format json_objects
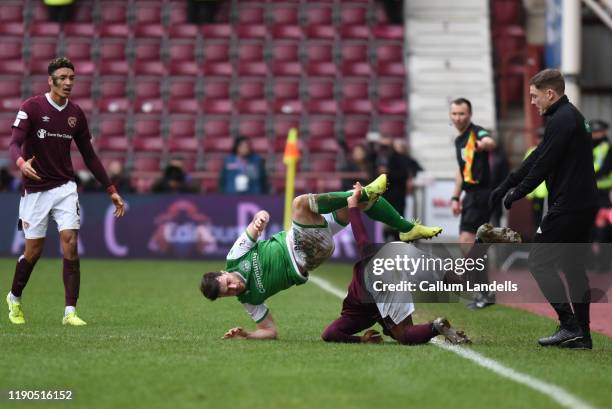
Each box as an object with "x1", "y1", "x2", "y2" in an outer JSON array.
[
  {"x1": 223, "y1": 312, "x2": 278, "y2": 340},
  {"x1": 246, "y1": 210, "x2": 270, "y2": 241}
]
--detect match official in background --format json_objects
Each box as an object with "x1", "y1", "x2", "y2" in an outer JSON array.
[
  {"x1": 6, "y1": 58, "x2": 126, "y2": 326},
  {"x1": 449, "y1": 98, "x2": 497, "y2": 309},
  {"x1": 490, "y1": 69, "x2": 598, "y2": 349}
]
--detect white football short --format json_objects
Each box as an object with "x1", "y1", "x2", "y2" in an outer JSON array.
[{"x1": 19, "y1": 181, "x2": 80, "y2": 239}]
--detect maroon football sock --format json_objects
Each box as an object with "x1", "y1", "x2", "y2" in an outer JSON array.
[
  {"x1": 63, "y1": 258, "x2": 80, "y2": 307},
  {"x1": 400, "y1": 323, "x2": 436, "y2": 345},
  {"x1": 11, "y1": 256, "x2": 34, "y2": 297}
]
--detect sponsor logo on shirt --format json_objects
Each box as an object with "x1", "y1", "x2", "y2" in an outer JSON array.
[
  {"x1": 36, "y1": 129, "x2": 73, "y2": 140},
  {"x1": 68, "y1": 116, "x2": 77, "y2": 128},
  {"x1": 251, "y1": 252, "x2": 265, "y2": 294},
  {"x1": 42, "y1": 116, "x2": 50, "y2": 122}
]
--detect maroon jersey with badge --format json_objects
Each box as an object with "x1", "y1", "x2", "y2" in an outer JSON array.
[{"x1": 10, "y1": 93, "x2": 110, "y2": 193}]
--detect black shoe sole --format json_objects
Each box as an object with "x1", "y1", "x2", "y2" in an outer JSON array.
[{"x1": 538, "y1": 336, "x2": 582, "y2": 347}]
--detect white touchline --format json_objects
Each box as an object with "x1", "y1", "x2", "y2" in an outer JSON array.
[{"x1": 309, "y1": 275, "x2": 598, "y2": 409}]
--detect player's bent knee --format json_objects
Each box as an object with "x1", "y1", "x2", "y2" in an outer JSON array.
[
  {"x1": 292, "y1": 195, "x2": 309, "y2": 213},
  {"x1": 321, "y1": 327, "x2": 337, "y2": 342}
]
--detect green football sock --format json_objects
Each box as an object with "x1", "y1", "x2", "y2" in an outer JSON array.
[
  {"x1": 365, "y1": 197, "x2": 415, "y2": 233},
  {"x1": 310, "y1": 191, "x2": 370, "y2": 214}
]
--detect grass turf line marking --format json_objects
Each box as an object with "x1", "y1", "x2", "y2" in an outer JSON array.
[{"x1": 309, "y1": 275, "x2": 598, "y2": 409}]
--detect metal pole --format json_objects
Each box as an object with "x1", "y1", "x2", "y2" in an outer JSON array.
[{"x1": 561, "y1": 0, "x2": 582, "y2": 107}]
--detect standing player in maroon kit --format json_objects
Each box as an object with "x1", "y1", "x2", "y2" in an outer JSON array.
[{"x1": 6, "y1": 57, "x2": 126, "y2": 326}]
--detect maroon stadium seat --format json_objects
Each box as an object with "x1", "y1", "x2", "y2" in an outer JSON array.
[
  {"x1": 376, "y1": 62, "x2": 405, "y2": 77},
  {"x1": 305, "y1": 43, "x2": 334, "y2": 63},
  {"x1": 134, "y1": 80, "x2": 161, "y2": 99},
  {"x1": 272, "y1": 117, "x2": 300, "y2": 143},
  {"x1": 29, "y1": 22, "x2": 60, "y2": 37},
  {"x1": 236, "y1": 99, "x2": 268, "y2": 115},
  {"x1": 235, "y1": 25, "x2": 267, "y2": 40},
  {"x1": 99, "y1": 42, "x2": 126, "y2": 61},
  {"x1": 134, "y1": 41, "x2": 162, "y2": 61},
  {"x1": 168, "y1": 99, "x2": 199, "y2": 115},
  {"x1": 0, "y1": 60, "x2": 24, "y2": 75},
  {"x1": 133, "y1": 134, "x2": 164, "y2": 152},
  {"x1": 343, "y1": 116, "x2": 369, "y2": 140},
  {"x1": 341, "y1": 61, "x2": 372, "y2": 77},
  {"x1": 131, "y1": 157, "x2": 162, "y2": 176},
  {"x1": 133, "y1": 61, "x2": 166, "y2": 76},
  {"x1": 378, "y1": 117, "x2": 405, "y2": 138},
  {"x1": 134, "y1": 118, "x2": 162, "y2": 138},
  {"x1": 271, "y1": 42, "x2": 299, "y2": 63},
  {"x1": 203, "y1": 42, "x2": 230, "y2": 62},
  {"x1": 237, "y1": 43, "x2": 265, "y2": 62},
  {"x1": 376, "y1": 79, "x2": 404, "y2": 99},
  {"x1": 270, "y1": 62, "x2": 302, "y2": 77},
  {"x1": 0, "y1": 4, "x2": 23, "y2": 22},
  {"x1": 168, "y1": 135, "x2": 199, "y2": 154},
  {"x1": 134, "y1": 2, "x2": 162, "y2": 24},
  {"x1": 168, "y1": 117, "x2": 196, "y2": 138},
  {"x1": 0, "y1": 79, "x2": 21, "y2": 98},
  {"x1": 306, "y1": 79, "x2": 335, "y2": 100},
  {"x1": 269, "y1": 25, "x2": 302, "y2": 40},
  {"x1": 62, "y1": 23, "x2": 95, "y2": 37},
  {"x1": 236, "y1": 62, "x2": 267, "y2": 77},
  {"x1": 70, "y1": 77, "x2": 93, "y2": 99},
  {"x1": 0, "y1": 23, "x2": 24, "y2": 37},
  {"x1": 375, "y1": 43, "x2": 403, "y2": 63},
  {"x1": 98, "y1": 97, "x2": 130, "y2": 114},
  {"x1": 169, "y1": 42, "x2": 196, "y2": 62},
  {"x1": 201, "y1": 24, "x2": 232, "y2": 39},
  {"x1": 372, "y1": 25, "x2": 403, "y2": 40},
  {"x1": 340, "y1": 6, "x2": 368, "y2": 25},
  {"x1": 272, "y1": 80, "x2": 300, "y2": 101},
  {"x1": 134, "y1": 24, "x2": 165, "y2": 39},
  {"x1": 97, "y1": 134, "x2": 129, "y2": 153},
  {"x1": 169, "y1": 61, "x2": 200, "y2": 76},
  {"x1": 340, "y1": 79, "x2": 369, "y2": 99},
  {"x1": 0, "y1": 97, "x2": 21, "y2": 112},
  {"x1": 305, "y1": 5, "x2": 333, "y2": 25},
  {"x1": 202, "y1": 99, "x2": 233, "y2": 114},
  {"x1": 203, "y1": 118, "x2": 231, "y2": 138},
  {"x1": 72, "y1": 1, "x2": 93, "y2": 22},
  {"x1": 307, "y1": 99, "x2": 337, "y2": 115},
  {"x1": 273, "y1": 100, "x2": 303, "y2": 115},
  {"x1": 100, "y1": 3, "x2": 127, "y2": 23},
  {"x1": 204, "y1": 157, "x2": 224, "y2": 172},
  {"x1": 169, "y1": 24, "x2": 198, "y2": 39},
  {"x1": 203, "y1": 136, "x2": 233, "y2": 153},
  {"x1": 99, "y1": 78, "x2": 128, "y2": 98},
  {"x1": 304, "y1": 25, "x2": 335, "y2": 40},
  {"x1": 203, "y1": 62, "x2": 233, "y2": 77},
  {"x1": 247, "y1": 137, "x2": 270, "y2": 155},
  {"x1": 270, "y1": 5, "x2": 299, "y2": 25},
  {"x1": 64, "y1": 41, "x2": 92, "y2": 60},
  {"x1": 98, "y1": 24, "x2": 130, "y2": 38},
  {"x1": 98, "y1": 115, "x2": 126, "y2": 138},
  {"x1": 236, "y1": 5, "x2": 265, "y2": 24},
  {"x1": 306, "y1": 119, "x2": 335, "y2": 139},
  {"x1": 30, "y1": 77, "x2": 51, "y2": 96},
  {"x1": 310, "y1": 157, "x2": 336, "y2": 172},
  {"x1": 0, "y1": 42, "x2": 22, "y2": 60},
  {"x1": 238, "y1": 117, "x2": 267, "y2": 138},
  {"x1": 169, "y1": 79, "x2": 197, "y2": 99},
  {"x1": 99, "y1": 60, "x2": 130, "y2": 76},
  {"x1": 339, "y1": 25, "x2": 370, "y2": 40},
  {"x1": 29, "y1": 40, "x2": 57, "y2": 61},
  {"x1": 305, "y1": 62, "x2": 337, "y2": 77},
  {"x1": 493, "y1": 0, "x2": 524, "y2": 25},
  {"x1": 340, "y1": 43, "x2": 369, "y2": 62},
  {"x1": 134, "y1": 98, "x2": 164, "y2": 114},
  {"x1": 203, "y1": 79, "x2": 230, "y2": 100},
  {"x1": 342, "y1": 99, "x2": 373, "y2": 115},
  {"x1": 169, "y1": 8, "x2": 189, "y2": 25},
  {"x1": 237, "y1": 80, "x2": 265, "y2": 100}
]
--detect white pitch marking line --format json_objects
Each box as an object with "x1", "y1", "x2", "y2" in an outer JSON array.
[{"x1": 309, "y1": 275, "x2": 598, "y2": 409}]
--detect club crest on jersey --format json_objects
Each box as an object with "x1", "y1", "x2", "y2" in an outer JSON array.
[
  {"x1": 42, "y1": 116, "x2": 50, "y2": 122},
  {"x1": 239, "y1": 259, "x2": 252, "y2": 273},
  {"x1": 68, "y1": 116, "x2": 77, "y2": 128},
  {"x1": 37, "y1": 129, "x2": 46, "y2": 139}
]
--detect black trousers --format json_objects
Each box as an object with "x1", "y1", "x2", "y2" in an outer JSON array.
[{"x1": 528, "y1": 208, "x2": 597, "y2": 334}]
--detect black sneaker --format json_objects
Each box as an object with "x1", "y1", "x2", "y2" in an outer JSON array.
[
  {"x1": 467, "y1": 292, "x2": 496, "y2": 310},
  {"x1": 561, "y1": 337, "x2": 593, "y2": 350},
  {"x1": 538, "y1": 326, "x2": 583, "y2": 347}
]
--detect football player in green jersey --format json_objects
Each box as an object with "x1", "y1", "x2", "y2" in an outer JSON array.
[{"x1": 200, "y1": 174, "x2": 443, "y2": 340}]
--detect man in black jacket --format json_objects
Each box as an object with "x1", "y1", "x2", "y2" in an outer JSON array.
[{"x1": 490, "y1": 69, "x2": 599, "y2": 349}]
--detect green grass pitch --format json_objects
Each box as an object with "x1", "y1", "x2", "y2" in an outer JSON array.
[{"x1": 1, "y1": 258, "x2": 611, "y2": 409}]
